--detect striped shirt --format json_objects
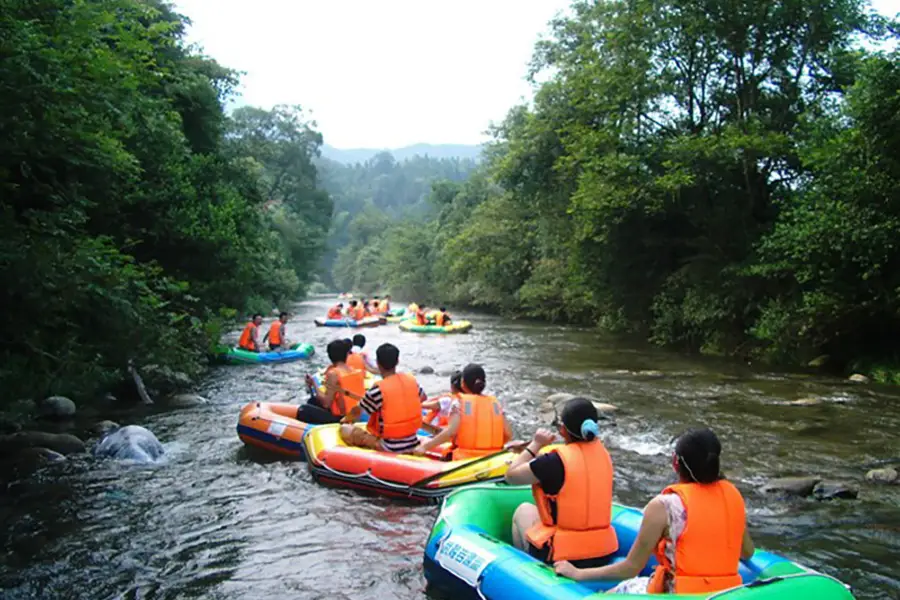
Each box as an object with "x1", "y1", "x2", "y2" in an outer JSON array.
[{"x1": 360, "y1": 379, "x2": 427, "y2": 453}]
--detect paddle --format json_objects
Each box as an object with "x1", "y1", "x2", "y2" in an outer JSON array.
[{"x1": 409, "y1": 444, "x2": 520, "y2": 490}]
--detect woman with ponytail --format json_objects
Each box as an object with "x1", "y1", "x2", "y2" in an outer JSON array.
[
  {"x1": 554, "y1": 427, "x2": 756, "y2": 594},
  {"x1": 505, "y1": 397, "x2": 618, "y2": 568},
  {"x1": 413, "y1": 363, "x2": 512, "y2": 459}
]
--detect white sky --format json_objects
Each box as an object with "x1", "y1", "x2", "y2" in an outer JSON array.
[{"x1": 174, "y1": 0, "x2": 900, "y2": 149}]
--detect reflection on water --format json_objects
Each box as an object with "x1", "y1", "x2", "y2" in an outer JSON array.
[{"x1": 1, "y1": 297, "x2": 898, "y2": 599}]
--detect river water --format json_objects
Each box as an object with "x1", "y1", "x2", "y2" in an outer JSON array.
[{"x1": 1, "y1": 297, "x2": 898, "y2": 599}]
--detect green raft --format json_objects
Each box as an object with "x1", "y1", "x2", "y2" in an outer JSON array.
[
  {"x1": 423, "y1": 484, "x2": 854, "y2": 600},
  {"x1": 214, "y1": 342, "x2": 315, "y2": 365},
  {"x1": 399, "y1": 319, "x2": 472, "y2": 334}
]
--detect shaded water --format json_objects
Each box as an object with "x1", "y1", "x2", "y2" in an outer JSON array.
[{"x1": 1, "y1": 297, "x2": 899, "y2": 599}]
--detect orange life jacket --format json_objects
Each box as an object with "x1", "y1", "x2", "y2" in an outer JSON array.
[
  {"x1": 526, "y1": 441, "x2": 618, "y2": 562},
  {"x1": 452, "y1": 393, "x2": 504, "y2": 459},
  {"x1": 328, "y1": 364, "x2": 366, "y2": 417},
  {"x1": 415, "y1": 309, "x2": 427, "y2": 325},
  {"x1": 435, "y1": 312, "x2": 449, "y2": 326},
  {"x1": 647, "y1": 481, "x2": 745, "y2": 594},
  {"x1": 346, "y1": 351, "x2": 366, "y2": 372},
  {"x1": 327, "y1": 306, "x2": 343, "y2": 319},
  {"x1": 382, "y1": 301, "x2": 391, "y2": 312},
  {"x1": 371, "y1": 300, "x2": 382, "y2": 313},
  {"x1": 238, "y1": 322, "x2": 257, "y2": 351},
  {"x1": 351, "y1": 306, "x2": 366, "y2": 321},
  {"x1": 268, "y1": 322, "x2": 283, "y2": 346},
  {"x1": 367, "y1": 372, "x2": 422, "y2": 439}
]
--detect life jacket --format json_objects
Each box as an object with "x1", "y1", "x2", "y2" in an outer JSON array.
[
  {"x1": 327, "y1": 306, "x2": 343, "y2": 319},
  {"x1": 382, "y1": 301, "x2": 390, "y2": 312},
  {"x1": 367, "y1": 372, "x2": 422, "y2": 439},
  {"x1": 647, "y1": 481, "x2": 745, "y2": 594},
  {"x1": 268, "y1": 322, "x2": 283, "y2": 346},
  {"x1": 415, "y1": 309, "x2": 427, "y2": 325},
  {"x1": 351, "y1": 306, "x2": 366, "y2": 321},
  {"x1": 435, "y1": 312, "x2": 449, "y2": 327},
  {"x1": 526, "y1": 441, "x2": 618, "y2": 562},
  {"x1": 346, "y1": 351, "x2": 366, "y2": 372},
  {"x1": 329, "y1": 364, "x2": 366, "y2": 416},
  {"x1": 238, "y1": 322, "x2": 257, "y2": 350},
  {"x1": 371, "y1": 300, "x2": 382, "y2": 313},
  {"x1": 452, "y1": 394, "x2": 504, "y2": 459}
]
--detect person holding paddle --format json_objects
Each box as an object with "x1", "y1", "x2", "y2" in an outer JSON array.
[
  {"x1": 339, "y1": 343, "x2": 426, "y2": 453},
  {"x1": 299, "y1": 340, "x2": 366, "y2": 424},
  {"x1": 504, "y1": 397, "x2": 618, "y2": 569}
]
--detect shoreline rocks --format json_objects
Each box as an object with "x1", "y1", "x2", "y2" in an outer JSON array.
[
  {"x1": 37, "y1": 396, "x2": 76, "y2": 420},
  {"x1": 0, "y1": 431, "x2": 86, "y2": 456}
]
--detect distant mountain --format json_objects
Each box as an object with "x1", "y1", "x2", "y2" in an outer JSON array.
[{"x1": 321, "y1": 143, "x2": 483, "y2": 164}]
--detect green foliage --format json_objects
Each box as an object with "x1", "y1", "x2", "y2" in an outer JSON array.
[{"x1": 0, "y1": 0, "x2": 328, "y2": 402}]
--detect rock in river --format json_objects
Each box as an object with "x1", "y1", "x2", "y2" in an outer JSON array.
[
  {"x1": 418, "y1": 366, "x2": 435, "y2": 375},
  {"x1": 848, "y1": 373, "x2": 870, "y2": 383},
  {"x1": 813, "y1": 480, "x2": 859, "y2": 500},
  {"x1": 95, "y1": 425, "x2": 164, "y2": 462},
  {"x1": 164, "y1": 393, "x2": 209, "y2": 408},
  {"x1": 0, "y1": 431, "x2": 86, "y2": 455},
  {"x1": 865, "y1": 467, "x2": 899, "y2": 485},
  {"x1": 542, "y1": 393, "x2": 618, "y2": 420},
  {"x1": 760, "y1": 476, "x2": 821, "y2": 497},
  {"x1": 37, "y1": 396, "x2": 76, "y2": 420}
]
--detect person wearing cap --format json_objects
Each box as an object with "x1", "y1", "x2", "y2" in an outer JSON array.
[{"x1": 504, "y1": 397, "x2": 618, "y2": 568}]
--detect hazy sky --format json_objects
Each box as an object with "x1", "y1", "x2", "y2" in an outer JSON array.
[
  {"x1": 174, "y1": 0, "x2": 899, "y2": 150},
  {"x1": 173, "y1": 0, "x2": 570, "y2": 149}
]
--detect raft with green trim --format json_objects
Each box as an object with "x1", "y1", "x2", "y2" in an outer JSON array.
[
  {"x1": 215, "y1": 342, "x2": 315, "y2": 365},
  {"x1": 423, "y1": 483, "x2": 855, "y2": 600},
  {"x1": 399, "y1": 319, "x2": 472, "y2": 334}
]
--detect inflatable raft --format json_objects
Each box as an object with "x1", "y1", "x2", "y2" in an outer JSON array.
[
  {"x1": 423, "y1": 484, "x2": 855, "y2": 600},
  {"x1": 314, "y1": 316, "x2": 382, "y2": 328},
  {"x1": 303, "y1": 424, "x2": 520, "y2": 502},
  {"x1": 216, "y1": 342, "x2": 315, "y2": 364},
  {"x1": 399, "y1": 319, "x2": 472, "y2": 334}
]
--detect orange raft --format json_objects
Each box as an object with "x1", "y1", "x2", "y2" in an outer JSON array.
[
  {"x1": 237, "y1": 402, "x2": 314, "y2": 459},
  {"x1": 303, "y1": 423, "x2": 534, "y2": 503}
]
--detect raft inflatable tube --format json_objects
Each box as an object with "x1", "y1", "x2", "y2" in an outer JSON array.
[
  {"x1": 399, "y1": 319, "x2": 472, "y2": 334},
  {"x1": 423, "y1": 484, "x2": 855, "y2": 600},
  {"x1": 314, "y1": 316, "x2": 382, "y2": 328},
  {"x1": 303, "y1": 424, "x2": 528, "y2": 502},
  {"x1": 216, "y1": 342, "x2": 315, "y2": 364}
]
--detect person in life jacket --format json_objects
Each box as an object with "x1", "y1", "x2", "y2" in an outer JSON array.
[
  {"x1": 327, "y1": 303, "x2": 344, "y2": 319},
  {"x1": 298, "y1": 340, "x2": 366, "y2": 425},
  {"x1": 553, "y1": 428, "x2": 756, "y2": 594},
  {"x1": 371, "y1": 296, "x2": 382, "y2": 314},
  {"x1": 382, "y1": 295, "x2": 392, "y2": 314},
  {"x1": 362, "y1": 299, "x2": 373, "y2": 317},
  {"x1": 434, "y1": 307, "x2": 452, "y2": 327},
  {"x1": 262, "y1": 312, "x2": 289, "y2": 351},
  {"x1": 504, "y1": 397, "x2": 618, "y2": 567},
  {"x1": 347, "y1": 333, "x2": 379, "y2": 374},
  {"x1": 414, "y1": 363, "x2": 512, "y2": 459},
  {"x1": 415, "y1": 306, "x2": 428, "y2": 325},
  {"x1": 238, "y1": 314, "x2": 264, "y2": 352},
  {"x1": 420, "y1": 370, "x2": 463, "y2": 434},
  {"x1": 348, "y1": 300, "x2": 366, "y2": 321},
  {"x1": 340, "y1": 343, "x2": 426, "y2": 453}
]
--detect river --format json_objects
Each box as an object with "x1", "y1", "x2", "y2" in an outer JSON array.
[{"x1": 1, "y1": 297, "x2": 898, "y2": 599}]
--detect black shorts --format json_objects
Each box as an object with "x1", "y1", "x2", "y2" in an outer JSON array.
[
  {"x1": 527, "y1": 543, "x2": 614, "y2": 568},
  {"x1": 268, "y1": 343, "x2": 282, "y2": 351}
]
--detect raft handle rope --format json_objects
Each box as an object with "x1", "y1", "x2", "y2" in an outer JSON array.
[{"x1": 706, "y1": 571, "x2": 852, "y2": 599}]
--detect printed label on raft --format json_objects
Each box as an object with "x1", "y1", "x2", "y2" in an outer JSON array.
[
  {"x1": 436, "y1": 533, "x2": 495, "y2": 587},
  {"x1": 267, "y1": 421, "x2": 287, "y2": 437}
]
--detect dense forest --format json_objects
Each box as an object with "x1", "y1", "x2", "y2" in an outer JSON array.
[
  {"x1": 336, "y1": 0, "x2": 900, "y2": 379},
  {"x1": 4, "y1": 0, "x2": 900, "y2": 404},
  {"x1": 0, "y1": 0, "x2": 330, "y2": 401}
]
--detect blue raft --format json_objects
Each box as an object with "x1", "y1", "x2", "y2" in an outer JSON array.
[{"x1": 313, "y1": 316, "x2": 382, "y2": 328}]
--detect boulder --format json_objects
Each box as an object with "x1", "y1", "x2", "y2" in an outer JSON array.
[
  {"x1": 0, "y1": 431, "x2": 86, "y2": 455},
  {"x1": 141, "y1": 364, "x2": 194, "y2": 392},
  {"x1": 760, "y1": 476, "x2": 821, "y2": 497},
  {"x1": 813, "y1": 480, "x2": 859, "y2": 500},
  {"x1": 15, "y1": 447, "x2": 66, "y2": 463},
  {"x1": 807, "y1": 355, "x2": 830, "y2": 368},
  {"x1": 848, "y1": 373, "x2": 870, "y2": 384},
  {"x1": 418, "y1": 366, "x2": 435, "y2": 375},
  {"x1": 89, "y1": 420, "x2": 121, "y2": 437},
  {"x1": 95, "y1": 425, "x2": 164, "y2": 462},
  {"x1": 865, "y1": 467, "x2": 899, "y2": 485},
  {"x1": 164, "y1": 393, "x2": 209, "y2": 408},
  {"x1": 788, "y1": 397, "x2": 823, "y2": 406},
  {"x1": 37, "y1": 396, "x2": 76, "y2": 420},
  {"x1": 542, "y1": 393, "x2": 618, "y2": 419}
]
